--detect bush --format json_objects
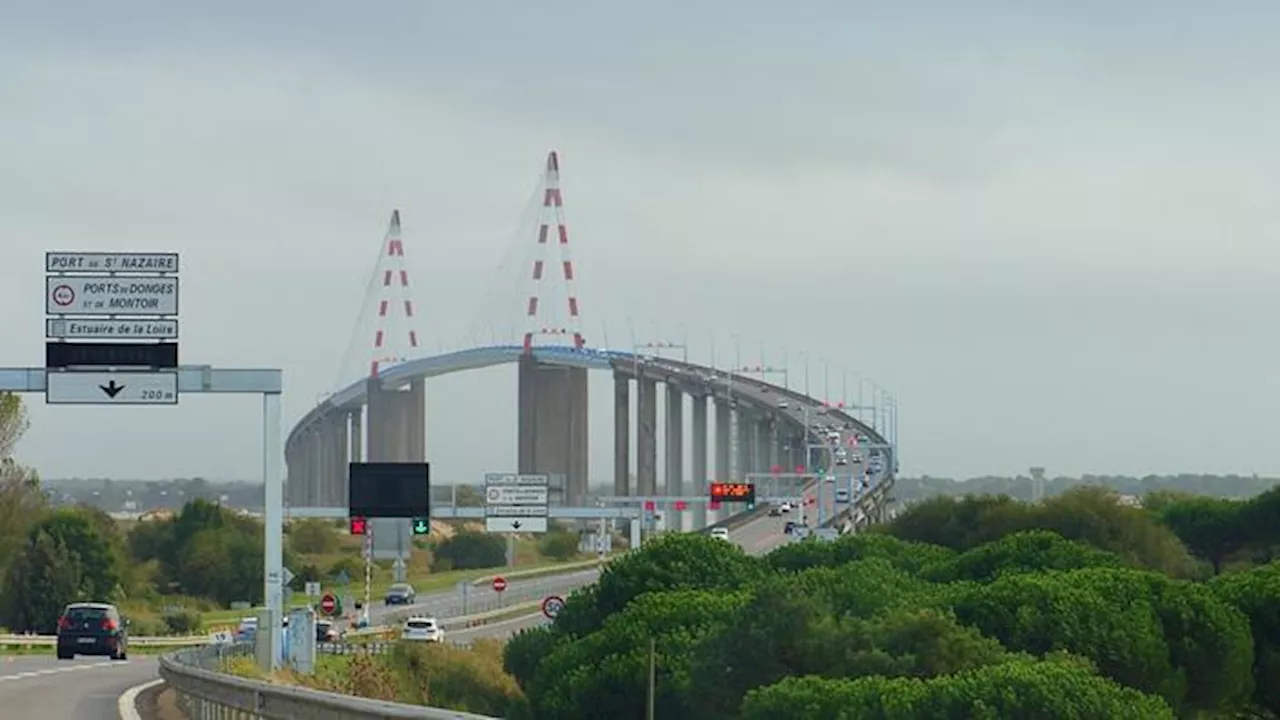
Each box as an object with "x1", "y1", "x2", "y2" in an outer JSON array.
[
  {"x1": 431, "y1": 531, "x2": 505, "y2": 571},
  {"x1": 537, "y1": 531, "x2": 580, "y2": 561},
  {"x1": 162, "y1": 610, "x2": 202, "y2": 635},
  {"x1": 288, "y1": 519, "x2": 340, "y2": 555}
]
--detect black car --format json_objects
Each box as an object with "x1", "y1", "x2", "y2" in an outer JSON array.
[
  {"x1": 384, "y1": 583, "x2": 416, "y2": 605},
  {"x1": 315, "y1": 619, "x2": 339, "y2": 643},
  {"x1": 56, "y1": 602, "x2": 128, "y2": 660}
]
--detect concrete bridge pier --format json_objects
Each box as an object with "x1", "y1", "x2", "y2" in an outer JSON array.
[
  {"x1": 663, "y1": 382, "x2": 685, "y2": 529},
  {"x1": 735, "y1": 408, "x2": 752, "y2": 480},
  {"x1": 690, "y1": 393, "x2": 709, "y2": 530},
  {"x1": 518, "y1": 356, "x2": 589, "y2": 506},
  {"x1": 634, "y1": 375, "x2": 659, "y2": 497},
  {"x1": 613, "y1": 372, "x2": 630, "y2": 497},
  {"x1": 713, "y1": 398, "x2": 731, "y2": 524}
]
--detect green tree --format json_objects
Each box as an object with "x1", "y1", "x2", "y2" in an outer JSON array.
[
  {"x1": 1211, "y1": 560, "x2": 1280, "y2": 713},
  {"x1": 432, "y1": 530, "x2": 506, "y2": 571},
  {"x1": 879, "y1": 494, "x2": 1031, "y2": 550},
  {"x1": 950, "y1": 566, "x2": 1254, "y2": 714},
  {"x1": 0, "y1": 393, "x2": 43, "y2": 581},
  {"x1": 503, "y1": 625, "x2": 561, "y2": 689},
  {"x1": 32, "y1": 507, "x2": 121, "y2": 600},
  {"x1": 0, "y1": 529, "x2": 84, "y2": 633},
  {"x1": 528, "y1": 589, "x2": 749, "y2": 719},
  {"x1": 1158, "y1": 496, "x2": 1248, "y2": 574},
  {"x1": 766, "y1": 532, "x2": 954, "y2": 575},
  {"x1": 922, "y1": 530, "x2": 1123, "y2": 583},
  {"x1": 553, "y1": 533, "x2": 768, "y2": 637},
  {"x1": 739, "y1": 657, "x2": 1176, "y2": 720}
]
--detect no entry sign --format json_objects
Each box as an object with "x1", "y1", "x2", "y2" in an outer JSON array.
[
  {"x1": 319, "y1": 592, "x2": 337, "y2": 616},
  {"x1": 492, "y1": 576, "x2": 508, "y2": 593}
]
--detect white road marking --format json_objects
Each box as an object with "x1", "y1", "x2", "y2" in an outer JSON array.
[
  {"x1": 0, "y1": 659, "x2": 124, "y2": 682},
  {"x1": 117, "y1": 678, "x2": 164, "y2": 720}
]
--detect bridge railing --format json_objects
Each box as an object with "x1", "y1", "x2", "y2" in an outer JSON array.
[{"x1": 158, "y1": 643, "x2": 499, "y2": 719}]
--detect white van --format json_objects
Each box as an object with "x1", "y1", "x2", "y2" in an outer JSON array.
[{"x1": 710, "y1": 527, "x2": 730, "y2": 541}]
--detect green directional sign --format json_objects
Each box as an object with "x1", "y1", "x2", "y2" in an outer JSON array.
[{"x1": 412, "y1": 517, "x2": 430, "y2": 535}]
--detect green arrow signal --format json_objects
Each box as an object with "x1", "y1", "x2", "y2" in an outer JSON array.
[{"x1": 412, "y1": 518, "x2": 429, "y2": 535}]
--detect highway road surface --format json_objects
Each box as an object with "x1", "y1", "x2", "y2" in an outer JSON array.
[{"x1": 0, "y1": 653, "x2": 158, "y2": 719}]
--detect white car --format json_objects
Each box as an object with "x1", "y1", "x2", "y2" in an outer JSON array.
[
  {"x1": 835, "y1": 488, "x2": 851, "y2": 503},
  {"x1": 401, "y1": 617, "x2": 443, "y2": 643},
  {"x1": 779, "y1": 502, "x2": 793, "y2": 513},
  {"x1": 710, "y1": 527, "x2": 730, "y2": 541},
  {"x1": 777, "y1": 399, "x2": 789, "y2": 409}
]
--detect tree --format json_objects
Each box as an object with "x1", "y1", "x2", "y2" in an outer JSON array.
[
  {"x1": 1211, "y1": 561, "x2": 1280, "y2": 713},
  {"x1": 553, "y1": 533, "x2": 767, "y2": 637},
  {"x1": 1158, "y1": 496, "x2": 1249, "y2": 574},
  {"x1": 879, "y1": 494, "x2": 1031, "y2": 550},
  {"x1": 767, "y1": 533, "x2": 954, "y2": 575},
  {"x1": 922, "y1": 530, "x2": 1123, "y2": 583},
  {"x1": 0, "y1": 529, "x2": 84, "y2": 633},
  {"x1": 32, "y1": 507, "x2": 121, "y2": 600},
  {"x1": 950, "y1": 566, "x2": 1254, "y2": 714},
  {"x1": 0, "y1": 394, "x2": 42, "y2": 581},
  {"x1": 739, "y1": 657, "x2": 1176, "y2": 719},
  {"x1": 527, "y1": 589, "x2": 749, "y2": 719}
]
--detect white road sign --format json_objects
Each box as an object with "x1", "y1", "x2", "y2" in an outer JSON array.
[
  {"x1": 485, "y1": 517, "x2": 548, "y2": 533},
  {"x1": 46, "y1": 275, "x2": 179, "y2": 316},
  {"x1": 484, "y1": 473, "x2": 549, "y2": 486},
  {"x1": 46, "y1": 252, "x2": 179, "y2": 273},
  {"x1": 484, "y1": 505, "x2": 549, "y2": 517},
  {"x1": 45, "y1": 371, "x2": 178, "y2": 405},
  {"x1": 304, "y1": 581, "x2": 321, "y2": 597},
  {"x1": 45, "y1": 318, "x2": 179, "y2": 340},
  {"x1": 484, "y1": 472, "x2": 549, "y2": 533},
  {"x1": 485, "y1": 486, "x2": 548, "y2": 504}
]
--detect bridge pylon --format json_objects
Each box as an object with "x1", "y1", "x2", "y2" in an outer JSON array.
[{"x1": 517, "y1": 151, "x2": 591, "y2": 507}]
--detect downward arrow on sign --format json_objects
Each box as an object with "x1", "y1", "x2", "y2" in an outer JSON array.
[
  {"x1": 99, "y1": 380, "x2": 125, "y2": 398},
  {"x1": 512, "y1": 521, "x2": 523, "y2": 530}
]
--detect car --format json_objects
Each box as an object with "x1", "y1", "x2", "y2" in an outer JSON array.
[
  {"x1": 835, "y1": 488, "x2": 851, "y2": 503},
  {"x1": 783, "y1": 521, "x2": 797, "y2": 535},
  {"x1": 710, "y1": 527, "x2": 730, "y2": 541},
  {"x1": 56, "y1": 602, "x2": 128, "y2": 660},
  {"x1": 779, "y1": 501, "x2": 793, "y2": 513},
  {"x1": 315, "y1": 619, "x2": 339, "y2": 643},
  {"x1": 777, "y1": 399, "x2": 789, "y2": 409},
  {"x1": 234, "y1": 617, "x2": 257, "y2": 641},
  {"x1": 849, "y1": 452, "x2": 863, "y2": 464},
  {"x1": 384, "y1": 583, "x2": 416, "y2": 605},
  {"x1": 768, "y1": 506, "x2": 782, "y2": 516},
  {"x1": 401, "y1": 616, "x2": 443, "y2": 643}
]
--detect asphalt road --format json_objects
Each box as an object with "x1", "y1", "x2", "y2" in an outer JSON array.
[
  {"x1": 367, "y1": 568, "x2": 602, "y2": 629},
  {"x1": 0, "y1": 653, "x2": 158, "y2": 719}
]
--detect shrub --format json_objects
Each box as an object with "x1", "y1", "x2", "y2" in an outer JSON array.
[
  {"x1": 162, "y1": 610, "x2": 202, "y2": 635},
  {"x1": 431, "y1": 531, "x2": 506, "y2": 571},
  {"x1": 537, "y1": 530, "x2": 580, "y2": 561}
]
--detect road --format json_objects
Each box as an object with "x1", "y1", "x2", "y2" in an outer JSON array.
[
  {"x1": 0, "y1": 653, "x2": 158, "y2": 719},
  {"x1": 365, "y1": 567, "x2": 602, "y2": 629}
]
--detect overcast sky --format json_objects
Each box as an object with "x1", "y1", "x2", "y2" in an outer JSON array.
[{"x1": 3, "y1": 1, "x2": 1279, "y2": 485}]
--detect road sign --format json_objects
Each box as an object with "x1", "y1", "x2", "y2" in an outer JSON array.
[
  {"x1": 46, "y1": 318, "x2": 179, "y2": 340},
  {"x1": 485, "y1": 486, "x2": 548, "y2": 505},
  {"x1": 304, "y1": 581, "x2": 321, "y2": 597},
  {"x1": 492, "y1": 576, "x2": 508, "y2": 593},
  {"x1": 209, "y1": 630, "x2": 234, "y2": 645},
  {"x1": 484, "y1": 472, "x2": 549, "y2": 533},
  {"x1": 674, "y1": 500, "x2": 687, "y2": 511},
  {"x1": 46, "y1": 341, "x2": 178, "y2": 369},
  {"x1": 485, "y1": 517, "x2": 549, "y2": 533},
  {"x1": 334, "y1": 569, "x2": 350, "y2": 585},
  {"x1": 282, "y1": 567, "x2": 296, "y2": 587},
  {"x1": 541, "y1": 595, "x2": 565, "y2": 619},
  {"x1": 46, "y1": 251, "x2": 179, "y2": 273},
  {"x1": 45, "y1": 370, "x2": 178, "y2": 405},
  {"x1": 45, "y1": 275, "x2": 179, "y2": 316},
  {"x1": 319, "y1": 593, "x2": 338, "y2": 616}
]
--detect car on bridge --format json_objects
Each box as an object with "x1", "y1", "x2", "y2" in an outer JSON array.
[
  {"x1": 710, "y1": 527, "x2": 730, "y2": 541},
  {"x1": 56, "y1": 602, "x2": 129, "y2": 660}
]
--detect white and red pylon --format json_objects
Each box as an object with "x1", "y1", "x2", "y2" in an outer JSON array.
[
  {"x1": 522, "y1": 151, "x2": 586, "y2": 353},
  {"x1": 336, "y1": 209, "x2": 422, "y2": 386}
]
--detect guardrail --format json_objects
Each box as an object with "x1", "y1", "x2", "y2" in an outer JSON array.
[
  {"x1": 0, "y1": 633, "x2": 210, "y2": 647},
  {"x1": 160, "y1": 643, "x2": 500, "y2": 719}
]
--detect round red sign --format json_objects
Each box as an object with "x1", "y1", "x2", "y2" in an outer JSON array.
[
  {"x1": 492, "y1": 576, "x2": 508, "y2": 593},
  {"x1": 319, "y1": 592, "x2": 337, "y2": 615}
]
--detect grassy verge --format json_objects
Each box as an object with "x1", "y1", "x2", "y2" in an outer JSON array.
[{"x1": 0, "y1": 643, "x2": 201, "y2": 656}]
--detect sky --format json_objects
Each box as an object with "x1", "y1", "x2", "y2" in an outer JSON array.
[{"x1": 2, "y1": 1, "x2": 1280, "y2": 484}]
